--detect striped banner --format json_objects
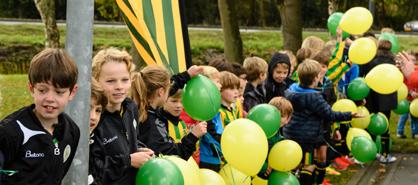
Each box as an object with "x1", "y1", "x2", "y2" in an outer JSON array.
[{"x1": 116, "y1": 0, "x2": 191, "y2": 74}]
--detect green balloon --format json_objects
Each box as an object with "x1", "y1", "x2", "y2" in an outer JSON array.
[
  {"x1": 136, "y1": 158, "x2": 184, "y2": 185},
  {"x1": 379, "y1": 32, "x2": 399, "y2": 53},
  {"x1": 351, "y1": 136, "x2": 377, "y2": 163},
  {"x1": 327, "y1": 12, "x2": 350, "y2": 38},
  {"x1": 367, "y1": 113, "x2": 389, "y2": 135},
  {"x1": 393, "y1": 99, "x2": 410, "y2": 115},
  {"x1": 347, "y1": 78, "x2": 370, "y2": 101},
  {"x1": 248, "y1": 104, "x2": 281, "y2": 138},
  {"x1": 268, "y1": 171, "x2": 300, "y2": 185},
  {"x1": 182, "y1": 75, "x2": 221, "y2": 121}
]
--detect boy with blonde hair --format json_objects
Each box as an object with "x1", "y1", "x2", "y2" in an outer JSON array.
[
  {"x1": 284, "y1": 59, "x2": 361, "y2": 185},
  {"x1": 243, "y1": 56, "x2": 268, "y2": 112}
]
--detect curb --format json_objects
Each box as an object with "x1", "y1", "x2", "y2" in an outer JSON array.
[
  {"x1": 347, "y1": 160, "x2": 381, "y2": 185},
  {"x1": 347, "y1": 154, "x2": 404, "y2": 185}
]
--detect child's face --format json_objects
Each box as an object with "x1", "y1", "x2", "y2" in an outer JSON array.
[
  {"x1": 97, "y1": 61, "x2": 131, "y2": 108},
  {"x1": 30, "y1": 81, "x2": 77, "y2": 123},
  {"x1": 221, "y1": 87, "x2": 239, "y2": 105},
  {"x1": 319, "y1": 64, "x2": 328, "y2": 79},
  {"x1": 163, "y1": 97, "x2": 183, "y2": 117},
  {"x1": 281, "y1": 115, "x2": 291, "y2": 126},
  {"x1": 89, "y1": 97, "x2": 102, "y2": 133},
  {"x1": 272, "y1": 64, "x2": 289, "y2": 83}
]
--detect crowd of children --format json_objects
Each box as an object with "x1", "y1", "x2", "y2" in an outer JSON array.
[{"x1": 0, "y1": 27, "x2": 417, "y2": 185}]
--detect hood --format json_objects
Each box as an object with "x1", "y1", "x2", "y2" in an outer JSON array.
[
  {"x1": 287, "y1": 83, "x2": 319, "y2": 94},
  {"x1": 267, "y1": 52, "x2": 291, "y2": 83}
]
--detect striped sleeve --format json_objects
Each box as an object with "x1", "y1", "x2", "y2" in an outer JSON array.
[{"x1": 326, "y1": 41, "x2": 351, "y2": 84}]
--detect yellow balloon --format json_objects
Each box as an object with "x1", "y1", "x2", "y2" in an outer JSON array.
[
  {"x1": 365, "y1": 64, "x2": 404, "y2": 94},
  {"x1": 268, "y1": 140, "x2": 302, "y2": 172},
  {"x1": 252, "y1": 176, "x2": 268, "y2": 185},
  {"x1": 351, "y1": 106, "x2": 371, "y2": 129},
  {"x1": 332, "y1": 99, "x2": 357, "y2": 113},
  {"x1": 348, "y1": 38, "x2": 377, "y2": 65},
  {"x1": 200, "y1": 169, "x2": 226, "y2": 185},
  {"x1": 221, "y1": 119, "x2": 268, "y2": 176},
  {"x1": 219, "y1": 164, "x2": 251, "y2": 185},
  {"x1": 346, "y1": 128, "x2": 372, "y2": 151},
  {"x1": 187, "y1": 157, "x2": 200, "y2": 171},
  {"x1": 166, "y1": 156, "x2": 200, "y2": 185},
  {"x1": 397, "y1": 83, "x2": 408, "y2": 101},
  {"x1": 340, "y1": 7, "x2": 373, "y2": 35},
  {"x1": 410, "y1": 99, "x2": 418, "y2": 117}
]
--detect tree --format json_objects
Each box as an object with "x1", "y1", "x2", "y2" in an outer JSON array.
[
  {"x1": 278, "y1": 0, "x2": 302, "y2": 54},
  {"x1": 34, "y1": 0, "x2": 59, "y2": 48},
  {"x1": 328, "y1": 0, "x2": 338, "y2": 15},
  {"x1": 218, "y1": 0, "x2": 243, "y2": 64}
]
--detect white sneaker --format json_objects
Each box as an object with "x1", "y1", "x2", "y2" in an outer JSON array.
[{"x1": 378, "y1": 154, "x2": 397, "y2": 164}]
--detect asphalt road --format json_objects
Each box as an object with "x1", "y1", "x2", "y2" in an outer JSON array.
[{"x1": 0, "y1": 19, "x2": 417, "y2": 36}]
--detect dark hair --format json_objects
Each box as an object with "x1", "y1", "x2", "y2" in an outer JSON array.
[
  {"x1": 377, "y1": 40, "x2": 394, "y2": 58},
  {"x1": 230, "y1": 62, "x2": 247, "y2": 78},
  {"x1": 313, "y1": 48, "x2": 332, "y2": 65},
  {"x1": 29, "y1": 48, "x2": 78, "y2": 91},
  {"x1": 208, "y1": 57, "x2": 233, "y2": 72},
  {"x1": 363, "y1": 32, "x2": 376, "y2": 38}
]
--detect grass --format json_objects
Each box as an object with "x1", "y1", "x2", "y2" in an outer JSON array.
[
  {"x1": 0, "y1": 74, "x2": 32, "y2": 119},
  {"x1": 0, "y1": 24, "x2": 417, "y2": 63}
]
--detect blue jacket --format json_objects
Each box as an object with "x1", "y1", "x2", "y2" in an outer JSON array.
[
  {"x1": 338, "y1": 64, "x2": 359, "y2": 95},
  {"x1": 284, "y1": 84, "x2": 352, "y2": 144},
  {"x1": 199, "y1": 113, "x2": 223, "y2": 165}
]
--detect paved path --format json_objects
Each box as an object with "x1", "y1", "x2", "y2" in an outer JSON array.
[
  {"x1": 380, "y1": 154, "x2": 418, "y2": 185},
  {"x1": 348, "y1": 153, "x2": 418, "y2": 185}
]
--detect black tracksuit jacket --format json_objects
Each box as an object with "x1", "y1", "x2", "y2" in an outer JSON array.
[
  {"x1": 89, "y1": 98, "x2": 145, "y2": 185},
  {"x1": 0, "y1": 105, "x2": 80, "y2": 185}
]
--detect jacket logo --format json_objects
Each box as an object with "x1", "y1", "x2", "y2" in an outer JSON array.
[
  {"x1": 25, "y1": 150, "x2": 45, "y2": 158},
  {"x1": 16, "y1": 120, "x2": 46, "y2": 145},
  {"x1": 103, "y1": 136, "x2": 118, "y2": 145}
]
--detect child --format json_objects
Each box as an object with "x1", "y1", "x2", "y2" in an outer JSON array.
[
  {"x1": 243, "y1": 56, "x2": 268, "y2": 112},
  {"x1": 284, "y1": 59, "x2": 360, "y2": 185},
  {"x1": 360, "y1": 40, "x2": 398, "y2": 163},
  {"x1": 257, "y1": 97, "x2": 294, "y2": 179},
  {"x1": 200, "y1": 71, "x2": 241, "y2": 172},
  {"x1": 0, "y1": 48, "x2": 80, "y2": 184},
  {"x1": 88, "y1": 78, "x2": 107, "y2": 185},
  {"x1": 264, "y1": 52, "x2": 291, "y2": 102},
  {"x1": 230, "y1": 62, "x2": 247, "y2": 118},
  {"x1": 301, "y1": 36, "x2": 325, "y2": 55},
  {"x1": 396, "y1": 50, "x2": 418, "y2": 139},
  {"x1": 133, "y1": 65, "x2": 207, "y2": 160},
  {"x1": 89, "y1": 79, "x2": 108, "y2": 134},
  {"x1": 90, "y1": 48, "x2": 154, "y2": 185},
  {"x1": 312, "y1": 50, "x2": 339, "y2": 184},
  {"x1": 161, "y1": 89, "x2": 190, "y2": 143},
  {"x1": 219, "y1": 71, "x2": 242, "y2": 126}
]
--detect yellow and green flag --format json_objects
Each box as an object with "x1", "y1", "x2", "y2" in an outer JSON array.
[{"x1": 116, "y1": 0, "x2": 191, "y2": 74}]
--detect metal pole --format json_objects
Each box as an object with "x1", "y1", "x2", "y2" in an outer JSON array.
[{"x1": 62, "y1": 0, "x2": 94, "y2": 184}]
